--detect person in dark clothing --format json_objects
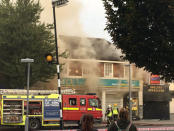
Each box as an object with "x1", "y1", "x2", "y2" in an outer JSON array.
[
  {"x1": 105, "y1": 105, "x2": 113, "y2": 127},
  {"x1": 108, "y1": 108, "x2": 137, "y2": 131},
  {"x1": 78, "y1": 114, "x2": 97, "y2": 131},
  {"x1": 113, "y1": 104, "x2": 119, "y2": 121}
]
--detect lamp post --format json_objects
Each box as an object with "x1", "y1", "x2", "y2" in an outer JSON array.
[
  {"x1": 52, "y1": 0, "x2": 69, "y2": 129},
  {"x1": 125, "y1": 63, "x2": 132, "y2": 122},
  {"x1": 128, "y1": 64, "x2": 132, "y2": 122},
  {"x1": 52, "y1": 0, "x2": 69, "y2": 94},
  {"x1": 21, "y1": 58, "x2": 34, "y2": 131}
]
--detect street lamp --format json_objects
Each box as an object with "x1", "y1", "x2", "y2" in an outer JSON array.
[
  {"x1": 52, "y1": 0, "x2": 69, "y2": 94},
  {"x1": 21, "y1": 58, "x2": 34, "y2": 131},
  {"x1": 125, "y1": 63, "x2": 132, "y2": 122},
  {"x1": 52, "y1": 0, "x2": 69, "y2": 129}
]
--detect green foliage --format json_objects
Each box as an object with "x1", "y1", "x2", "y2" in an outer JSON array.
[
  {"x1": 103, "y1": 0, "x2": 174, "y2": 81},
  {"x1": 0, "y1": 0, "x2": 57, "y2": 89}
]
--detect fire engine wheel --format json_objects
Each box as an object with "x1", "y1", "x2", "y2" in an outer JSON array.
[{"x1": 29, "y1": 118, "x2": 40, "y2": 130}]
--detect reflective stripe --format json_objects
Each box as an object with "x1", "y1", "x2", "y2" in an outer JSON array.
[
  {"x1": 4, "y1": 96, "x2": 19, "y2": 98},
  {"x1": 96, "y1": 108, "x2": 102, "y2": 111},
  {"x1": 3, "y1": 94, "x2": 59, "y2": 99},
  {"x1": 63, "y1": 107, "x2": 79, "y2": 110},
  {"x1": 87, "y1": 108, "x2": 92, "y2": 111},
  {"x1": 33, "y1": 96, "x2": 46, "y2": 98}
]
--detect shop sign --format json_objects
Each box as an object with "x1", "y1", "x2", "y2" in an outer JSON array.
[
  {"x1": 150, "y1": 75, "x2": 160, "y2": 84},
  {"x1": 143, "y1": 85, "x2": 171, "y2": 101},
  {"x1": 61, "y1": 78, "x2": 140, "y2": 88},
  {"x1": 145, "y1": 85, "x2": 168, "y2": 93},
  {"x1": 147, "y1": 85, "x2": 165, "y2": 92},
  {"x1": 99, "y1": 79, "x2": 140, "y2": 88},
  {"x1": 61, "y1": 78, "x2": 86, "y2": 86}
]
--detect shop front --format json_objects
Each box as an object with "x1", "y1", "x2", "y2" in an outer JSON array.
[
  {"x1": 143, "y1": 84, "x2": 171, "y2": 120},
  {"x1": 61, "y1": 78, "x2": 141, "y2": 121}
]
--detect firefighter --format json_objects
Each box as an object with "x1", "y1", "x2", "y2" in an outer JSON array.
[
  {"x1": 113, "y1": 104, "x2": 119, "y2": 121},
  {"x1": 105, "y1": 105, "x2": 113, "y2": 127}
]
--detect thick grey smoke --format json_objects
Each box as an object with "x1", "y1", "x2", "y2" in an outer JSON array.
[
  {"x1": 59, "y1": 36, "x2": 121, "y2": 61},
  {"x1": 39, "y1": 0, "x2": 122, "y2": 92}
]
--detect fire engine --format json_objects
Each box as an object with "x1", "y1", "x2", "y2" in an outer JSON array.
[
  {"x1": 0, "y1": 92, "x2": 102, "y2": 130},
  {"x1": 62, "y1": 94, "x2": 102, "y2": 125}
]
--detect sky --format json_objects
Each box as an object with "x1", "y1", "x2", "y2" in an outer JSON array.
[
  {"x1": 40, "y1": 0, "x2": 111, "y2": 42},
  {"x1": 79, "y1": 0, "x2": 111, "y2": 41}
]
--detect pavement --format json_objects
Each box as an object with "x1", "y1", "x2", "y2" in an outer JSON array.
[
  {"x1": 101, "y1": 118, "x2": 174, "y2": 127},
  {"x1": 133, "y1": 119, "x2": 174, "y2": 126},
  {"x1": 1, "y1": 119, "x2": 174, "y2": 131}
]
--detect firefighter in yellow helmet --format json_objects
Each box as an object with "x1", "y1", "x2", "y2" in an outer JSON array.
[
  {"x1": 113, "y1": 104, "x2": 119, "y2": 121},
  {"x1": 105, "y1": 104, "x2": 113, "y2": 127}
]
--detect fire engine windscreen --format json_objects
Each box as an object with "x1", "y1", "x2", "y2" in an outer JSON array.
[{"x1": 88, "y1": 98, "x2": 101, "y2": 108}]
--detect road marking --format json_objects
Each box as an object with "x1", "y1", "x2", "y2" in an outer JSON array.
[
  {"x1": 37, "y1": 127, "x2": 174, "y2": 131},
  {"x1": 138, "y1": 127, "x2": 174, "y2": 131}
]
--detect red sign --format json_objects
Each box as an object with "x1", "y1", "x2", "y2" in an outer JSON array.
[{"x1": 150, "y1": 75, "x2": 160, "y2": 84}]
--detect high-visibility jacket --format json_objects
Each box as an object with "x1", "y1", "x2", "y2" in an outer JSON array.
[
  {"x1": 113, "y1": 107, "x2": 118, "y2": 115},
  {"x1": 108, "y1": 110, "x2": 112, "y2": 117},
  {"x1": 106, "y1": 108, "x2": 113, "y2": 117}
]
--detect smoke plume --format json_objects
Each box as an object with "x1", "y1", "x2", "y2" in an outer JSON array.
[{"x1": 39, "y1": 0, "x2": 121, "y2": 92}]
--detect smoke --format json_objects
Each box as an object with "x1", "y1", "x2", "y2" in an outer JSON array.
[
  {"x1": 59, "y1": 35, "x2": 121, "y2": 60},
  {"x1": 133, "y1": 66, "x2": 149, "y2": 84},
  {"x1": 40, "y1": 0, "x2": 84, "y2": 36},
  {"x1": 59, "y1": 36, "x2": 96, "y2": 59},
  {"x1": 39, "y1": 0, "x2": 121, "y2": 93},
  {"x1": 82, "y1": 62, "x2": 99, "y2": 94}
]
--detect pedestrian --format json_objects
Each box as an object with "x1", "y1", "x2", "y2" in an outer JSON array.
[
  {"x1": 78, "y1": 113, "x2": 97, "y2": 131},
  {"x1": 113, "y1": 104, "x2": 119, "y2": 121},
  {"x1": 108, "y1": 108, "x2": 137, "y2": 131},
  {"x1": 105, "y1": 104, "x2": 113, "y2": 127}
]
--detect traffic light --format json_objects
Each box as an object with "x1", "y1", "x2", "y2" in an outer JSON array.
[{"x1": 45, "y1": 53, "x2": 53, "y2": 64}]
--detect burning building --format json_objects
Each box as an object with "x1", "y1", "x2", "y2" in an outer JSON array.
[
  {"x1": 37, "y1": 0, "x2": 173, "y2": 120},
  {"x1": 56, "y1": 35, "x2": 145, "y2": 120}
]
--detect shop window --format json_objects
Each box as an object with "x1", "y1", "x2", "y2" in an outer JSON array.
[
  {"x1": 69, "y1": 98, "x2": 77, "y2": 106},
  {"x1": 104, "y1": 63, "x2": 113, "y2": 77},
  {"x1": 80, "y1": 98, "x2": 86, "y2": 106}
]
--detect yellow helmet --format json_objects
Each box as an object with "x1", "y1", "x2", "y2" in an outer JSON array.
[{"x1": 114, "y1": 104, "x2": 117, "y2": 107}]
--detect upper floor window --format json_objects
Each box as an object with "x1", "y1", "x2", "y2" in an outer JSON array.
[
  {"x1": 104, "y1": 63, "x2": 113, "y2": 77},
  {"x1": 69, "y1": 62, "x2": 82, "y2": 76},
  {"x1": 61, "y1": 63, "x2": 68, "y2": 76},
  {"x1": 97, "y1": 63, "x2": 104, "y2": 77},
  {"x1": 113, "y1": 63, "x2": 124, "y2": 78},
  {"x1": 83, "y1": 67, "x2": 90, "y2": 75}
]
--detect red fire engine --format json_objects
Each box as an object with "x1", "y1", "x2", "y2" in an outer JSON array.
[
  {"x1": 62, "y1": 94, "x2": 102, "y2": 125},
  {"x1": 0, "y1": 91, "x2": 102, "y2": 129}
]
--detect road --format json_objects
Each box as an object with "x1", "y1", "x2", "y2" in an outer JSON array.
[{"x1": 1, "y1": 124, "x2": 174, "y2": 131}]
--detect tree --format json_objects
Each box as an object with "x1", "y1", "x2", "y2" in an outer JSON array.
[
  {"x1": 102, "y1": 0, "x2": 174, "y2": 81},
  {"x1": 0, "y1": 0, "x2": 57, "y2": 89}
]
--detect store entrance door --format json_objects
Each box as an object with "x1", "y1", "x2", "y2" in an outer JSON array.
[{"x1": 123, "y1": 92, "x2": 139, "y2": 120}]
